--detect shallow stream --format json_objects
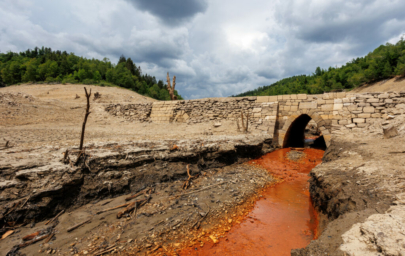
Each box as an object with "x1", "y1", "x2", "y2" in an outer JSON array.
[{"x1": 180, "y1": 148, "x2": 324, "y2": 256}]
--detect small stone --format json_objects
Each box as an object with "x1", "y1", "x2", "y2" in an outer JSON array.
[
  {"x1": 213, "y1": 122, "x2": 221, "y2": 127},
  {"x1": 383, "y1": 125, "x2": 398, "y2": 139}
]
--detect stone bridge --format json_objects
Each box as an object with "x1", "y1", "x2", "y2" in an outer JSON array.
[{"x1": 105, "y1": 91, "x2": 405, "y2": 148}]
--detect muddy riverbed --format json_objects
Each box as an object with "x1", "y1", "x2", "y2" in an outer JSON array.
[{"x1": 179, "y1": 148, "x2": 324, "y2": 256}]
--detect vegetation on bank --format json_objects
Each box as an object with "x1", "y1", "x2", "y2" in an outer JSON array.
[
  {"x1": 235, "y1": 38, "x2": 405, "y2": 97},
  {"x1": 0, "y1": 47, "x2": 183, "y2": 100}
]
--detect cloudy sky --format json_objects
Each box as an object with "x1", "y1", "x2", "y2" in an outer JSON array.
[{"x1": 1, "y1": 0, "x2": 405, "y2": 99}]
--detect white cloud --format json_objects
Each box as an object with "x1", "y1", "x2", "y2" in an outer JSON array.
[{"x1": 1, "y1": 0, "x2": 405, "y2": 99}]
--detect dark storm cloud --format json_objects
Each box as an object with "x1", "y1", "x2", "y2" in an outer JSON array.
[{"x1": 125, "y1": 0, "x2": 208, "y2": 25}]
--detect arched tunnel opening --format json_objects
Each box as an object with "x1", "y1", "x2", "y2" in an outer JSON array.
[{"x1": 283, "y1": 114, "x2": 327, "y2": 150}]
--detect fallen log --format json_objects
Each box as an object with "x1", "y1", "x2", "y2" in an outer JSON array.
[{"x1": 67, "y1": 218, "x2": 92, "y2": 232}]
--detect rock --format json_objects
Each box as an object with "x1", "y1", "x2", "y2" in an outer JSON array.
[
  {"x1": 209, "y1": 235, "x2": 219, "y2": 243},
  {"x1": 383, "y1": 125, "x2": 398, "y2": 139},
  {"x1": 387, "y1": 115, "x2": 395, "y2": 120},
  {"x1": 213, "y1": 122, "x2": 221, "y2": 127}
]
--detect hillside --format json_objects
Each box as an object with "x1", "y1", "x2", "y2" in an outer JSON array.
[
  {"x1": 0, "y1": 47, "x2": 183, "y2": 101},
  {"x1": 235, "y1": 38, "x2": 405, "y2": 97}
]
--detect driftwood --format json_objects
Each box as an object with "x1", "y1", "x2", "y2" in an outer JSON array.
[
  {"x1": 67, "y1": 218, "x2": 92, "y2": 232},
  {"x1": 62, "y1": 149, "x2": 70, "y2": 164},
  {"x1": 79, "y1": 87, "x2": 91, "y2": 151},
  {"x1": 94, "y1": 245, "x2": 116, "y2": 256},
  {"x1": 20, "y1": 195, "x2": 31, "y2": 209},
  {"x1": 1, "y1": 230, "x2": 13, "y2": 240},
  {"x1": 239, "y1": 112, "x2": 249, "y2": 133},
  {"x1": 93, "y1": 92, "x2": 101, "y2": 101},
  {"x1": 117, "y1": 195, "x2": 151, "y2": 219},
  {"x1": 125, "y1": 187, "x2": 150, "y2": 201},
  {"x1": 96, "y1": 203, "x2": 131, "y2": 215},
  {"x1": 175, "y1": 181, "x2": 227, "y2": 198},
  {"x1": 182, "y1": 165, "x2": 197, "y2": 190},
  {"x1": 191, "y1": 204, "x2": 210, "y2": 229},
  {"x1": 19, "y1": 233, "x2": 50, "y2": 248},
  {"x1": 45, "y1": 210, "x2": 64, "y2": 225},
  {"x1": 45, "y1": 232, "x2": 55, "y2": 243},
  {"x1": 166, "y1": 72, "x2": 177, "y2": 101},
  {"x1": 4, "y1": 201, "x2": 21, "y2": 217}
]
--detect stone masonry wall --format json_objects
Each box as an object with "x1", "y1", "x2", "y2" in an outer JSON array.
[
  {"x1": 105, "y1": 91, "x2": 405, "y2": 145},
  {"x1": 106, "y1": 97, "x2": 278, "y2": 135},
  {"x1": 105, "y1": 103, "x2": 153, "y2": 122}
]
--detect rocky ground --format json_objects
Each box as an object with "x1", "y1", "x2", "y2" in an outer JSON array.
[{"x1": 294, "y1": 118, "x2": 405, "y2": 256}]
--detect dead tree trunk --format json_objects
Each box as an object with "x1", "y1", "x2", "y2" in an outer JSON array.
[
  {"x1": 166, "y1": 72, "x2": 178, "y2": 101},
  {"x1": 79, "y1": 87, "x2": 91, "y2": 151}
]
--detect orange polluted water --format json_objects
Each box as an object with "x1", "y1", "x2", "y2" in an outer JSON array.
[{"x1": 180, "y1": 148, "x2": 324, "y2": 256}]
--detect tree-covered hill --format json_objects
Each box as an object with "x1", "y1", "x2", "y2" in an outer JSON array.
[
  {"x1": 235, "y1": 38, "x2": 405, "y2": 97},
  {"x1": 0, "y1": 47, "x2": 182, "y2": 100}
]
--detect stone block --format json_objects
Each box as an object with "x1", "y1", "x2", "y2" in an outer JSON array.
[
  {"x1": 269, "y1": 96, "x2": 278, "y2": 102},
  {"x1": 325, "y1": 100, "x2": 334, "y2": 104},
  {"x1": 378, "y1": 94, "x2": 389, "y2": 99},
  {"x1": 290, "y1": 106, "x2": 298, "y2": 111},
  {"x1": 385, "y1": 99, "x2": 393, "y2": 103},
  {"x1": 252, "y1": 108, "x2": 262, "y2": 113},
  {"x1": 317, "y1": 99, "x2": 326, "y2": 104},
  {"x1": 339, "y1": 120, "x2": 348, "y2": 125},
  {"x1": 297, "y1": 94, "x2": 307, "y2": 100},
  {"x1": 371, "y1": 113, "x2": 381, "y2": 118},
  {"x1": 334, "y1": 99, "x2": 343, "y2": 104},
  {"x1": 357, "y1": 123, "x2": 368, "y2": 128},
  {"x1": 366, "y1": 98, "x2": 379, "y2": 103},
  {"x1": 281, "y1": 95, "x2": 291, "y2": 100},
  {"x1": 383, "y1": 125, "x2": 399, "y2": 139},
  {"x1": 290, "y1": 94, "x2": 297, "y2": 100},
  {"x1": 353, "y1": 118, "x2": 365, "y2": 123},
  {"x1": 323, "y1": 93, "x2": 333, "y2": 100},
  {"x1": 299, "y1": 102, "x2": 317, "y2": 109},
  {"x1": 346, "y1": 123, "x2": 356, "y2": 128},
  {"x1": 343, "y1": 98, "x2": 351, "y2": 103},
  {"x1": 363, "y1": 107, "x2": 375, "y2": 113},
  {"x1": 336, "y1": 92, "x2": 346, "y2": 98},
  {"x1": 396, "y1": 104, "x2": 405, "y2": 109},
  {"x1": 358, "y1": 113, "x2": 371, "y2": 118},
  {"x1": 333, "y1": 104, "x2": 343, "y2": 110},
  {"x1": 256, "y1": 96, "x2": 269, "y2": 103}
]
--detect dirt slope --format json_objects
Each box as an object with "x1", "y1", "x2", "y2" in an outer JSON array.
[
  {"x1": 0, "y1": 84, "x2": 243, "y2": 149},
  {"x1": 352, "y1": 76, "x2": 405, "y2": 93}
]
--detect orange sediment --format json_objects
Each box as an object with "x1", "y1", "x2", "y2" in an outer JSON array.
[{"x1": 179, "y1": 148, "x2": 323, "y2": 256}]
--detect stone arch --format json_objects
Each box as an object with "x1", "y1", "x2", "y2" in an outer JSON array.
[{"x1": 277, "y1": 110, "x2": 331, "y2": 148}]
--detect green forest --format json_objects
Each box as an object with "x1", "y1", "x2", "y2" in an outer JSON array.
[
  {"x1": 0, "y1": 47, "x2": 183, "y2": 101},
  {"x1": 235, "y1": 38, "x2": 405, "y2": 97}
]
